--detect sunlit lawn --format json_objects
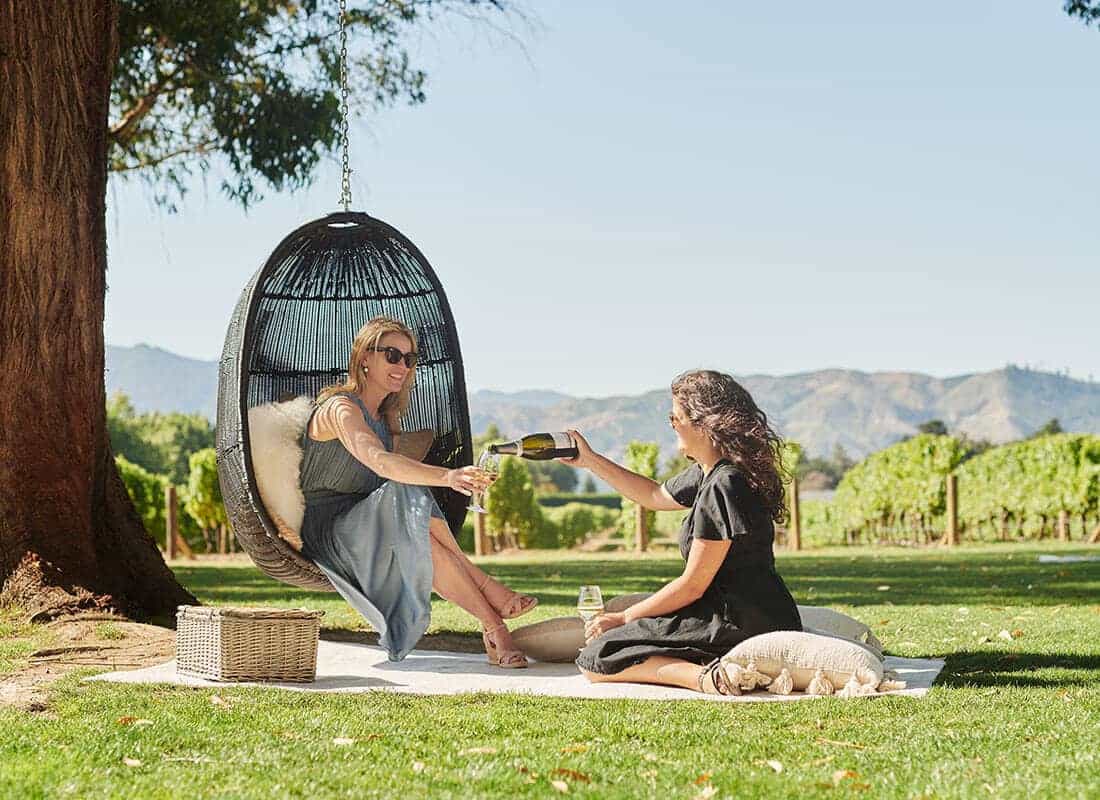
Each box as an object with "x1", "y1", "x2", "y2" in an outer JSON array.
[{"x1": 2, "y1": 543, "x2": 1099, "y2": 799}]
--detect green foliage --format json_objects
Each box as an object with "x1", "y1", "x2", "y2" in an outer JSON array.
[
  {"x1": 618, "y1": 441, "x2": 658, "y2": 541},
  {"x1": 581, "y1": 475, "x2": 598, "y2": 494},
  {"x1": 456, "y1": 521, "x2": 475, "y2": 554},
  {"x1": 795, "y1": 443, "x2": 856, "y2": 486},
  {"x1": 108, "y1": 392, "x2": 214, "y2": 484},
  {"x1": 832, "y1": 434, "x2": 969, "y2": 534},
  {"x1": 486, "y1": 457, "x2": 541, "y2": 548},
  {"x1": 183, "y1": 448, "x2": 227, "y2": 543},
  {"x1": 1066, "y1": 1, "x2": 1100, "y2": 29},
  {"x1": 526, "y1": 460, "x2": 579, "y2": 493},
  {"x1": 115, "y1": 455, "x2": 169, "y2": 547},
  {"x1": 1031, "y1": 418, "x2": 1064, "y2": 438},
  {"x1": 658, "y1": 453, "x2": 691, "y2": 482},
  {"x1": 917, "y1": 419, "x2": 948, "y2": 436},
  {"x1": 111, "y1": 0, "x2": 513, "y2": 208},
  {"x1": 779, "y1": 440, "x2": 802, "y2": 485},
  {"x1": 536, "y1": 503, "x2": 618, "y2": 549},
  {"x1": 472, "y1": 424, "x2": 503, "y2": 457},
  {"x1": 957, "y1": 434, "x2": 1100, "y2": 538},
  {"x1": 537, "y1": 493, "x2": 621, "y2": 509}
]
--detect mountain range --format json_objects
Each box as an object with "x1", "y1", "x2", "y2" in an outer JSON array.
[{"x1": 106, "y1": 344, "x2": 1100, "y2": 459}]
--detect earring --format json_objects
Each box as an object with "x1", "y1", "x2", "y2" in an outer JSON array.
[{"x1": 362, "y1": 365, "x2": 369, "y2": 374}]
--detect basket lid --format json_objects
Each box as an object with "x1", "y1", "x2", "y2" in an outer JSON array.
[{"x1": 177, "y1": 605, "x2": 324, "y2": 620}]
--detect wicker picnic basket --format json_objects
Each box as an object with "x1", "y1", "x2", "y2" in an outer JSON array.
[{"x1": 175, "y1": 605, "x2": 324, "y2": 683}]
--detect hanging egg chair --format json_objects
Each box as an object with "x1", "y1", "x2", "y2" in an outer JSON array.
[
  {"x1": 215, "y1": 211, "x2": 473, "y2": 590},
  {"x1": 213, "y1": 3, "x2": 471, "y2": 590}
]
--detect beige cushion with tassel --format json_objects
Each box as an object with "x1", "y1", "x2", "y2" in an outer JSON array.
[
  {"x1": 796, "y1": 606, "x2": 884, "y2": 653},
  {"x1": 721, "y1": 631, "x2": 884, "y2": 693}
]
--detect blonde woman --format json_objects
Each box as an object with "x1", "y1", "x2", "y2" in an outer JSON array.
[{"x1": 299, "y1": 316, "x2": 535, "y2": 667}]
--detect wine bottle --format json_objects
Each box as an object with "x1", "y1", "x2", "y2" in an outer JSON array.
[{"x1": 488, "y1": 432, "x2": 578, "y2": 460}]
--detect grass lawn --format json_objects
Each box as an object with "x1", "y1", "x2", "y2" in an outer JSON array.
[{"x1": 2, "y1": 543, "x2": 1099, "y2": 799}]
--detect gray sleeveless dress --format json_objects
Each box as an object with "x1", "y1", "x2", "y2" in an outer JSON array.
[{"x1": 298, "y1": 393, "x2": 445, "y2": 662}]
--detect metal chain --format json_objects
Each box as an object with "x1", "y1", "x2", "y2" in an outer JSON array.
[{"x1": 338, "y1": 0, "x2": 352, "y2": 211}]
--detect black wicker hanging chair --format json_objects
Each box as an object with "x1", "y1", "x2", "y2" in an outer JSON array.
[{"x1": 215, "y1": 211, "x2": 473, "y2": 591}]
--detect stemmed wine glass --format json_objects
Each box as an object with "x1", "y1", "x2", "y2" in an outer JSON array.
[
  {"x1": 466, "y1": 450, "x2": 499, "y2": 514},
  {"x1": 576, "y1": 585, "x2": 605, "y2": 622}
]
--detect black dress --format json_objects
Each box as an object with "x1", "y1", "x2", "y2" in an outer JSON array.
[{"x1": 575, "y1": 460, "x2": 802, "y2": 675}]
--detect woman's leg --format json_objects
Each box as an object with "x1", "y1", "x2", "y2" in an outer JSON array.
[
  {"x1": 427, "y1": 536, "x2": 524, "y2": 658},
  {"x1": 427, "y1": 517, "x2": 533, "y2": 613},
  {"x1": 580, "y1": 656, "x2": 706, "y2": 691}
]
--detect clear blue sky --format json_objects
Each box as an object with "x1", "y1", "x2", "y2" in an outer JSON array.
[{"x1": 105, "y1": 1, "x2": 1100, "y2": 397}]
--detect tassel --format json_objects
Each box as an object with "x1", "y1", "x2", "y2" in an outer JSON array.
[
  {"x1": 767, "y1": 668, "x2": 793, "y2": 695},
  {"x1": 877, "y1": 679, "x2": 907, "y2": 692},
  {"x1": 805, "y1": 669, "x2": 834, "y2": 696},
  {"x1": 740, "y1": 661, "x2": 773, "y2": 691},
  {"x1": 836, "y1": 675, "x2": 876, "y2": 698}
]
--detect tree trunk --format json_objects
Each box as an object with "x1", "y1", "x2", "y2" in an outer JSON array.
[{"x1": 0, "y1": 1, "x2": 196, "y2": 621}]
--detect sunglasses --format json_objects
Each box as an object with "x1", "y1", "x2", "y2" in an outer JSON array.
[{"x1": 370, "y1": 346, "x2": 419, "y2": 369}]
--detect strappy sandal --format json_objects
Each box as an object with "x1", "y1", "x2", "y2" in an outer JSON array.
[
  {"x1": 698, "y1": 659, "x2": 740, "y2": 696},
  {"x1": 483, "y1": 623, "x2": 528, "y2": 669},
  {"x1": 477, "y1": 575, "x2": 539, "y2": 620}
]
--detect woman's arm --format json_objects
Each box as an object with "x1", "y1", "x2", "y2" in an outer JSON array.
[
  {"x1": 561, "y1": 429, "x2": 688, "y2": 511},
  {"x1": 311, "y1": 397, "x2": 485, "y2": 495},
  {"x1": 584, "y1": 538, "x2": 731, "y2": 639}
]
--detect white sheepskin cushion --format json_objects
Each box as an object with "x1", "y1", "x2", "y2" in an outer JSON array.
[
  {"x1": 797, "y1": 605, "x2": 884, "y2": 653},
  {"x1": 721, "y1": 630, "x2": 886, "y2": 695},
  {"x1": 247, "y1": 396, "x2": 313, "y2": 551},
  {"x1": 510, "y1": 617, "x2": 585, "y2": 663}
]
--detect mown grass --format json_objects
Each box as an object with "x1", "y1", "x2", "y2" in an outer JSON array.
[{"x1": 2, "y1": 543, "x2": 1099, "y2": 799}]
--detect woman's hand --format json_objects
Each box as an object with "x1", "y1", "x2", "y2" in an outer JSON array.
[
  {"x1": 584, "y1": 611, "x2": 626, "y2": 643},
  {"x1": 445, "y1": 466, "x2": 491, "y2": 496},
  {"x1": 558, "y1": 429, "x2": 597, "y2": 470}
]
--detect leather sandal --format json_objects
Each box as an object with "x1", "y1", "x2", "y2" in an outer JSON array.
[
  {"x1": 698, "y1": 659, "x2": 739, "y2": 695},
  {"x1": 477, "y1": 575, "x2": 539, "y2": 620},
  {"x1": 483, "y1": 623, "x2": 528, "y2": 669}
]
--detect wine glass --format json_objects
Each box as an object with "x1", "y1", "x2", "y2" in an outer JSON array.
[
  {"x1": 576, "y1": 585, "x2": 604, "y2": 622},
  {"x1": 466, "y1": 450, "x2": 499, "y2": 514}
]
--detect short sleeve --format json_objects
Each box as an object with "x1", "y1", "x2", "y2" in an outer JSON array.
[
  {"x1": 691, "y1": 470, "x2": 749, "y2": 542},
  {"x1": 663, "y1": 464, "x2": 702, "y2": 508}
]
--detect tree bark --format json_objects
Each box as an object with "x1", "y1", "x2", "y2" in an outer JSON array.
[{"x1": 0, "y1": 1, "x2": 196, "y2": 621}]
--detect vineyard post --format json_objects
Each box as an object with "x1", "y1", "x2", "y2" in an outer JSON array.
[
  {"x1": 788, "y1": 476, "x2": 802, "y2": 551},
  {"x1": 945, "y1": 474, "x2": 958, "y2": 546},
  {"x1": 165, "y1": 485, "x2": 177, "y2": 560},
  {"x1": 636, "y1": 502, "x2": 649, "y2": 552},
  {"x1": 1058, "y1": 510, "x2": 1069, "y2": 542},
  {"x1": 474, "y1": 510, "x2": 489, "y2": 556}
]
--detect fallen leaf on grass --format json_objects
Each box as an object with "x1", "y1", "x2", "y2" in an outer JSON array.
[
  {"x1": 693, "y1": 773, "x2": 712, "y2": 785},
  {"x1": 1011, "y1": 629, "x2": 1024, "y2": 638},
  {"x1": 210, "y1": 694, "x2": 230, "y2": 708},
  {"x1": 550, "y1": 779, "x2": 569, "y2": 793},
  {"x1": 765, "y1": 760, "x2": 783, "y2": 774},
  {"x1": 643, "y1": 753, "x2": 659, "y2": 762},
  {"x1": 560, "y1": 744, "x2": 589, "y2": 753},
  {"x1": 412, "y1": 761, "x2": 425, "y2": 773},
  {"x1": 332, "y1": 738, "x2": 355, "y2": 746},
  {"x1": 876, "y1": 585, "x2": 891, "y2": 591},
  {"x1": 117, "y1": 716, "x2": 137, "y2": 725},
  {"x1": 551, "y1": 768, "x2": 590, "y2": 783},
  {"x1": 122, "y1": 758, "x2": 142, "y2": 767},
  {"x1": 833, "y1": 769, "x2": 860, "y2": 785},
  {"x1": 460, "y1": 746, "x2": 498, "y2": 755}
]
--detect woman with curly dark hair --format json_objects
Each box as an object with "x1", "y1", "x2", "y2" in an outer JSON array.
[{"x1": 560, "y1": 369, "x2": 801, "y2": 694}]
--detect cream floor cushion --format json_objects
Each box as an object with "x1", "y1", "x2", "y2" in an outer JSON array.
[{"x1": 721, "y1": 630, "x2": 905, "y2": 697}]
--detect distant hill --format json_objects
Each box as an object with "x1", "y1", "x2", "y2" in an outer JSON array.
[
  {"x1": 106, "y1": 344, "x2": 219, "y2": 420},
  {"x1": 104, "y1": 345, "x2": 1100, "y2": 459}
]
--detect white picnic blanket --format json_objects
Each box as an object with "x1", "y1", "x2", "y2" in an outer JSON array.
[{"x1": 88, "y1": 640, "x2": 944, "y2": 702}]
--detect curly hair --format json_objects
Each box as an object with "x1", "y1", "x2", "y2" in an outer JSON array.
[{"x1": 671, "y1": 370, "x2": 790, "y2": 525}]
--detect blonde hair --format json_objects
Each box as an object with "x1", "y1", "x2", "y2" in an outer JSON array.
[{"x1": 317, "y1": 316, "x2": 418, "y2": 434}]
